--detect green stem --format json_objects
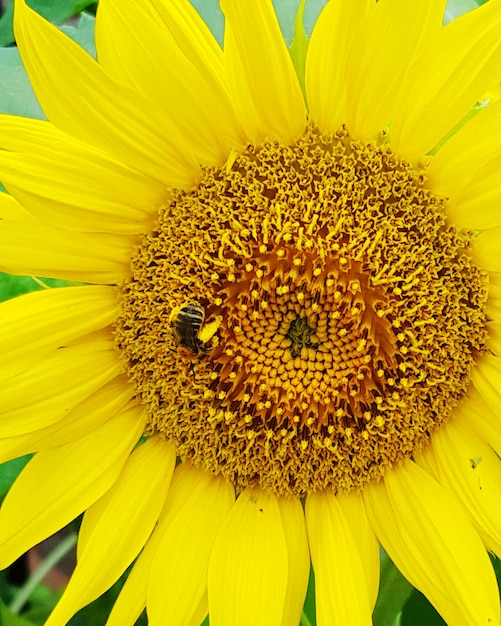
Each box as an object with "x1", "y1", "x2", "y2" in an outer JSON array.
[{"x1": 9, "y1": 532, "x2": 78, "y2": 615}]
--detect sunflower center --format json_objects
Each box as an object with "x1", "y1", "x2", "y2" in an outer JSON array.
[{"x1": 115, "y1": 124, "x2": 488, "y2": 497}]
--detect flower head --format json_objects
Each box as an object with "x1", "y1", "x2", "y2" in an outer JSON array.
[{"x1": 1, "y1": 0, "x2": 501, "y2": 624}]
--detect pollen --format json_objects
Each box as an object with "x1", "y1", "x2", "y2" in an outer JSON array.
[{"x1": 114, "y1": 124, "x2": 489, "y2": 497}]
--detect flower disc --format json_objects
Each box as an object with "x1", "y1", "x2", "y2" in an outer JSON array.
[{"x1": 115, "y1": 125, "x2": 488, "y2": 496}]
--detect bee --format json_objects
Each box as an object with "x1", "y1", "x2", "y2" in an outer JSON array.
[
  {"x1": 169, "y1": 302, "x2": 221, "y2": 355},
  {"x1": 170, "y1": 302, "x2": 205, "y2": 354}
]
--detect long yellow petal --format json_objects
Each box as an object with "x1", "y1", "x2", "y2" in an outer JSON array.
[
  {"x1": 487, "y1": 321, "x2": 501, "y2": 356},
  {"x1": 472, "y1": 353, "x2": 501, "y2": 414},
  {"x1": 431, "y1": 418, "x2": 501, "y2": 557},
  {"x1": 0, "y1": 115, "x2": 165, "y2": 235},
  {"x1": 0, "y1": 285, "x2": 118, "y2": 378},
  {"x1": 105, "y1": 557, "x2": 150, "y2": 625},
  {"x1": 345, "y1": 0, "x2": 447, "y2": 140},
  {"x1": 336, "y1": 491, "x2": 380, "y2": 609},
  {"x1": 0, "y1": 404, "x2": 146, "y2": 568},
  {"x1": 487, "y1": 281, "x2": 501, "y2": 323},
  {"x1": 427, "y1": 99, "x2": 501, "y2": 197},
  {"x1": 95, "y1": 0, "x2": 243, "y2": 166},
  {"x1": 465, "y1": 388, "x2": 501, "y2": 455},
  {"x1": 106, "y1": 514, "x2": 167, "y2": 626},
  {"x1": 0, "y1": 377, "x2": 133, "y2": 464},
  {"x1": 305, "y1": 0, "x2": 370, "y2": 134},
  {"x1": 107, "y1": 463, "x2": 234, "y2": 626},
  {"x1": 0, "y1": 340, "x2": 122, "y2": 436},
  {"x1": 472, "y1": 227, "x2": 501, "y2": 272},
  {"x1": 14, "y1": 0, "x2": 199, "y2": 187},
  {"x1": 220, "y1": 0, "x2": 305, "y2": 145},
  {"x1": 0, "y1": 220, "x2": 134, "y2": 284},
  {"x1": 364, "y1": 460, "x2": 500, "y2": 626},
  {"x1": 45, "y1": 437, "x2": 175, "y2": 626},
  {"x1": 391, "y1": 1, "x2": 501, "y2": 161},
  {"x1": 208, "y1": 486, "x2": 288, "y2": 626},
  {"x1": 0, "y1": 191, "x2": 33, "y2": 220},
  {"x1": 134, "y1": 0, "x2": 225, "y2": 86},
  {"x1": 305, "y1": 491, "x2": 373, "y2": 626},
  {"x1": 147, "y1": 463, "x2": 234, "y2": 626},
  {"x1": 445, "y1": 156, "x2": 501, "y2": 229},
  {"x1": 277, "y1": 497, "x2": 309, "y2": 626}
]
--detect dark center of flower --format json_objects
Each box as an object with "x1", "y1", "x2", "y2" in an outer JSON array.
[{"x1": 114, "y1": 124, "x2": 489, "y2": 497}]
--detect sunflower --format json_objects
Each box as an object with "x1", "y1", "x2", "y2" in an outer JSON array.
[{"x1": 1, "y1": 0, "x2": 501, "y2": 623}]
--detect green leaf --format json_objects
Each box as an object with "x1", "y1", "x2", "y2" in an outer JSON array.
[
  {"x1": 273, "y1": 0, "x2": 301, "y2": 45},
  {"x1": 0, "y1": 12, "x2": 96, "y2": 118},
  {"x1": 190, "y1": 0, "x2": 224, "y2": 46},
  {"x1": 400, "y1": 589, "x2": 446, "y2": 626},
  {"x1": 59, "y1": 12, "x2": 96, "y2": 57},
  {"x1": 274, "y1": 0, "x2": 327, "y2": 44},
  {"x1": 0, "y1": 457, "x2": 32, "y2": 502},
  {"x1": 189, "y1": 0, "x2": 327, "y2": 48},
  {"x1": 0, "y1": 48, "x2": 44, "y2": 119},
  {"x1": 0, "y1": 600, "x2": 38, "y2": 626},
  {"x1": 302, "y1": 0, "x2": 327, "y2": 38},
  {"x1": 301, "y1": 566, "x2": 316, "y2": 626},
  {"x1": 0, "y1": 0, "x2": 95, "y2": 47},
  {"x1": 490, "y1": 553, "x2": 501, "y2": 587},
  {"x1": 0, "y1": 273, "x2": 72, "y2": 303},
  {"x1": 444, "y1": 0, "x2": 488, "y2": 23},
  {"x1": 19, "y1": 585, "x2": 63, "y2": 626},
  {"x1": 373, "y1": 552, "x2": 414, "y2": 626}
]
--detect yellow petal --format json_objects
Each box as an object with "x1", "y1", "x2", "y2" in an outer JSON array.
[
  {"x1": 220, "y1": 0, "x2": 306, "y2": 145},
  {"x1": 0, "y1": 285, "x2": 118, "y2": 378},
  {"x1": 413, "y1": 437, "x2": 441, "y2": 479},
  {"x1": 0, "y1": 220, "x2": 134, "y2": 284},
  {"x1": 105, "y1": 555, "x2": 150, "y2": 626},
  {"x1": 0, "y1": 115, "x2": 165, "y2": 234},
  {"x1": 277, "y1": 497, "x2": 309, "y2": 626},
  {"x1": 208, "y1": 486, "x2": 288, "y2": 626},
  {"x1": 345, "y1": 0, "x2": 447, "y2": 140},
  {"x1": 446, "y1": 156, "x2": 501, "y2": 229},
  {"x1": 147, "y1": 463, "x2": 234, "y2": 626},
  {"x1": 106, "y1": 519, "x2": 165, "y2": 626},
  {"x1": 431, "y1": 418, "x2": 501, "y2": 557},
  {"x1": 364, "y1": 460, "x2": 500, "y2": 626},
  {"x1": 472, "y1": 227, "x2": 501, "y2": 272},
  {"x1": 465, "y1": 388, "x2": 501, "y2": 455},
  {"x1": 108, "y1": 463, "x2": 234, "y2": 626},
  {"x1": 0, "y1": 340, "x2": 122, "y2": 436},
  {"x1": 305, "y1": 0, "x2": 370, "y2": 134},
  {"x1": 487, "y1": 283, "x2": 501, "y2": 323},
  {"x1": 132, "y1": 0, "x2": 225, "y2": 85},
  {"x1": 487, "y1": 321, "x2": 501, "y2": 356},
  {"x1": 472, "y1": 353, "x2": 501, "y2": 412},
  {"x1": 305, "y1": 491, "x2": 373, "y2": 626},
  {"x1": 0, "y1": 191, "x2": 33, "y2": 220},
  {"x1": 335, "y1": 491, "x2": 380, "y2": 609},
  {"x1": 0, "y1": 377, "x2": 133, "y2": 464},
  {"x1": 427, "y1": 99, "x2": 501, "y2": 197},
  {"x1": 95, "y1": 0, "x2": 243, "y2": 166},
  {"x1": 391, "y1": 1, "x2": 501, "y2": 161},
  {"x1": 14, "y1": 0, "x2": 199, "y2": 187},
  {"x1": 45, "y1": 437, "x2": 175, "y2": 626},
  {"x1": 0, "y1": 404, "x2": 146, "y2": 568}
]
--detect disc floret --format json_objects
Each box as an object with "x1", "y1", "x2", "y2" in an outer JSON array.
[{"x1": 115, "y1": 125, "x2": 488, "y2": 496}]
